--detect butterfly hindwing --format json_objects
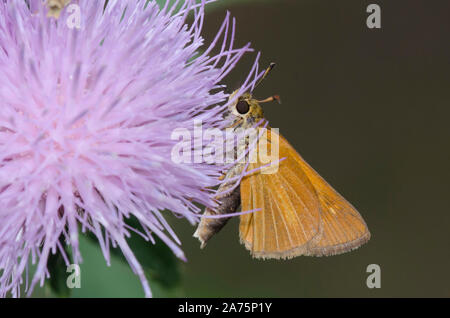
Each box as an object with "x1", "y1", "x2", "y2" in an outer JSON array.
[{"x1": 239, "y1": 129, "x2": 321, "y2": 259}]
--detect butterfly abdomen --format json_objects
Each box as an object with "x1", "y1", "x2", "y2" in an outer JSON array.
[
  {"x1": 193, "y1": 163, "x2": 245, "y2": 248},
  {"x1": 193, "y1": 184, "x2": 241, "y2": 248}
]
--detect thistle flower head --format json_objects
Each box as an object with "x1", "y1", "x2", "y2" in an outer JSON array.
[{"x1": 0, "y1": 0, "x2": 262, "y2": 297}]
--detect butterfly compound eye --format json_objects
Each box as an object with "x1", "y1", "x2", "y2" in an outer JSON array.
[{"x1": 236, "y1": 100, "x2": 250, "y2": 115}]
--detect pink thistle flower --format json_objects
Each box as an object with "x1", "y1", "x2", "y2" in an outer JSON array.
[{"x1": 0, "y1": 0, "x2": 262, "y2": 297}]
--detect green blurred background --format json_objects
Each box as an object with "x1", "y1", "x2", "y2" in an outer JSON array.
[{"x1": 35, "y1": 0, "x2": 450, "y2": 298}]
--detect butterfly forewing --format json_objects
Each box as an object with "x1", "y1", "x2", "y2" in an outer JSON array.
[
  {"x1": 239, "y1": 128, "x2": 370, "y2": 258},
  {"x1": 295, "y1": 156, "x2": 371, "y2": 256}
]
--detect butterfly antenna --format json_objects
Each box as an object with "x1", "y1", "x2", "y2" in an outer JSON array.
[
  {"x1": 254, "y1": 62, "x2": 276, "y2": 89},
  {"x1": 257, "y1": 95, "x2": 282, "y2": 104}
]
